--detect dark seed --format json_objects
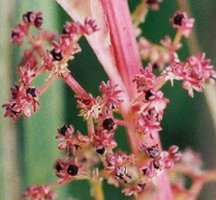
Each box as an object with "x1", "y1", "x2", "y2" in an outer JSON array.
[
  {"x1": 138, "y1": 183, "x2": 146, "y2": 190},
  {"x1": 23, "y1": 11, "x2": 33, "y2": 23},
  {"x1": 34, "y1": 16, "x2": 43, "y2": 28},
  {"x1": 142, "y1": 168, "x2": 148, "y2": 175},
  {"x1": 145, "y1": 90, "x2": 153, "y2": 100},
  {"x1": 62, "y1": 26, "x2": 69, "y2": 34},
  {"x1": 50, "y1": 49, "x2": 63, "y2": 61},
  {"x1": 58, "y1": 125, "x2": 68, "y2": 136},
  {"x1": 173, "y1": 13, "x2": 185, "y2": 26},
  {"x1": 26, "y1": 88, "x2": 37, "y2": 97},
  {"x1": 55, "y1": 162, "x2": 62, "y2": 172},
  {"x1": 153, "y1": 160, "x2": 162, "y2": 170},
  {"x1": 152, "y1": 63, "x2": 160, "y2": 70},
  {"x1": 11, "y1": 30, "x2": 19, "y2": 38},
  {"x1": 96, "y1": 147, "x2": 105, "y2": 155},
  {"x1": 102, "y1": 118, "x2": 115, "y2": 131},
  {"x1": 67, "y1": 164, "x2": 79, "y2": 176}
]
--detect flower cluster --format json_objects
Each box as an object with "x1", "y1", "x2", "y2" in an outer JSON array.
[
  {"x1": 164, "y1": 53, "x2": 216, "y2": 96},
  {"x1": 133, "y1": 65, "x2": 169, "y2": 138},
  {"x1": 2, "y1": 11, "x2": 98, "y2": 121},
  {"x1": 11, "y1": 11, "x2": 43, "y2": 45},
  {"x1": 2, "y1": 85, "x2": 39, "y2": 120}
]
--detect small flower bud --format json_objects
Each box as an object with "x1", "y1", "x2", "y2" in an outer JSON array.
[
  {"x1": 168, "y1": 145, "x2": 182, "y2": 161},
  {"x1": 23, "y1": 11, "x2": 34, "y2": 23},
  {"x1": 152, "y1": 158, "x2": 163, "y2": 170},
  {"x1": 34, "y1": 12, "x2": 43, "y2": 28}
]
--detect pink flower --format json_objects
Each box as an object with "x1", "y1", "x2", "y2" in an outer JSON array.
[
  {"x1": 136, "y1": 112, "x2": 162, "y2": 138},
  {"x1": 54, "y1": 157, "x2": 84, "y2": 183},
  {"x1": 166, "y1": 53, "x2": 216, "y2": 97},
  {"x1": 56, "y1": 125, "x2": 89, "y2": 154},
  {"x1": 133, "y1": 64, "x2": 156, "y2": 92},
  {"x1": 99, "y1": 81, "x2": 123, "y2": 109},
  {"x1": 82, "y1": 18, "x2": 98, "y2": 35},
  {"x1": 2, "y1": 85, "x2": 39, "y2": 120},
  {"x1": 11, "y1": 11, "x2": 43, "y2": 45},
  {"x1": 77, "y1": 95, "x2": 103, "y2": 120},
  {"x1": 146, "y1": 90, "x2": 169, "y2": 115},
  {"x1": 170, "y1": 11, "x2": 195, "y2": 37},
  {"x1": 22, "y1": 11, "x2": 43, "y2": 28},
  {"x1": 11, "y1": 23, "x2": 28, "y2": 45},
  {"x1": 93, "y1": 129, "x2": 117, "y2": 151},
  {"x1": 140, "y1": 143, "x2": 161, "y2": 159},
  {"x1": 22, "y1": 185, "x2": 56, "y2": 200},
  {"x1": 18, "y1": 64, "x2": 37, "y2": 85}
]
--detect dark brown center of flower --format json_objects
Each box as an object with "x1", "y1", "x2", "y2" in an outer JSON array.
[
  {"x1": 58, "y1": 125, "x2": 68, "y2": 136},
  {"x1": 50, "y1": 49, "x2": 63, "y2": 61},
  {"x1": 67, "y1": 164, "x2": 79, "y2": 176},
  {"x1": 146, "y1": 0, "x2": 158, "y2": 5},
  {"x1": 34, "y1": 15, "x2": 43, "y2": 28},
  {"x1": 147, "y1": 145, "x2": 160, "y2": 158},
  {"x1": 55, "y1": 162, "x2": 62, "y2": 172},
  {"x1": 173, "y1": 13, "x2": 185, "y2": 26},
  {"x1": 26, "y1": 88, "x2": 37, "y2": 97},
  {"x1": 138, "y1": 183, "x2": 146, "y2": 190},
  {"x1": 102, "y1": 118, "x2": 115, "y2": 131},
  {"x1": 145, "y1": 90, "x2": 153, "y2": 100},
  {"x1": 96, "y1": 147, "x2": 105, "y2": 155},
  {"x1": 142, "y1": 168, "x2": 148, "y2": 175},
  {"x1": 11, "y1": 31, "x2": 19, "y2": 38},
  {"x1": 153, "y1": 160, "x2": 162, "y2": 170}
]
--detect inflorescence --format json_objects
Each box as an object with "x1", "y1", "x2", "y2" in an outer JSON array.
[{"x1": 2, "y1": 1, "x2": 216, "y2": 199}]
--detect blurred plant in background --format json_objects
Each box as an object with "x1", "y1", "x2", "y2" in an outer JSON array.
[{"x1": 1, "y1": 0, "x2": 216, "y2": 200}]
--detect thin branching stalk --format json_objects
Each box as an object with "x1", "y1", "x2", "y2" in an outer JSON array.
[{"x1": 177, "y1": 0, "x2": 216, "y2": 135}]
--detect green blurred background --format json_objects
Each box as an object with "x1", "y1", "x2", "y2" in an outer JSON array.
[{"x1": 0, "y1": 0, "x2": 216, "y2": 199}]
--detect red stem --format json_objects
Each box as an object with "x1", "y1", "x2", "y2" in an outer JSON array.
[
  {"x1": 100, "y1": 1, "x2": 173, "y2": 199},
  {"x1": 101, "y1": 0, "x2": 142, "y2": 99},
  {"x1": 63, "y1": 73, "x2": 89, "y2": 98}
]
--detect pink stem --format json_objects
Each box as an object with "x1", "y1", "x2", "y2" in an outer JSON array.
[
  {"x1": 101, "y1": 0, "x2": 142, "y2": 99},
  {"x1": 100, "y1": 1, "x2": 173, "y2": 199},
  {"x1": 63, "y1": 73, "x2": 89, "y2": 98}
]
